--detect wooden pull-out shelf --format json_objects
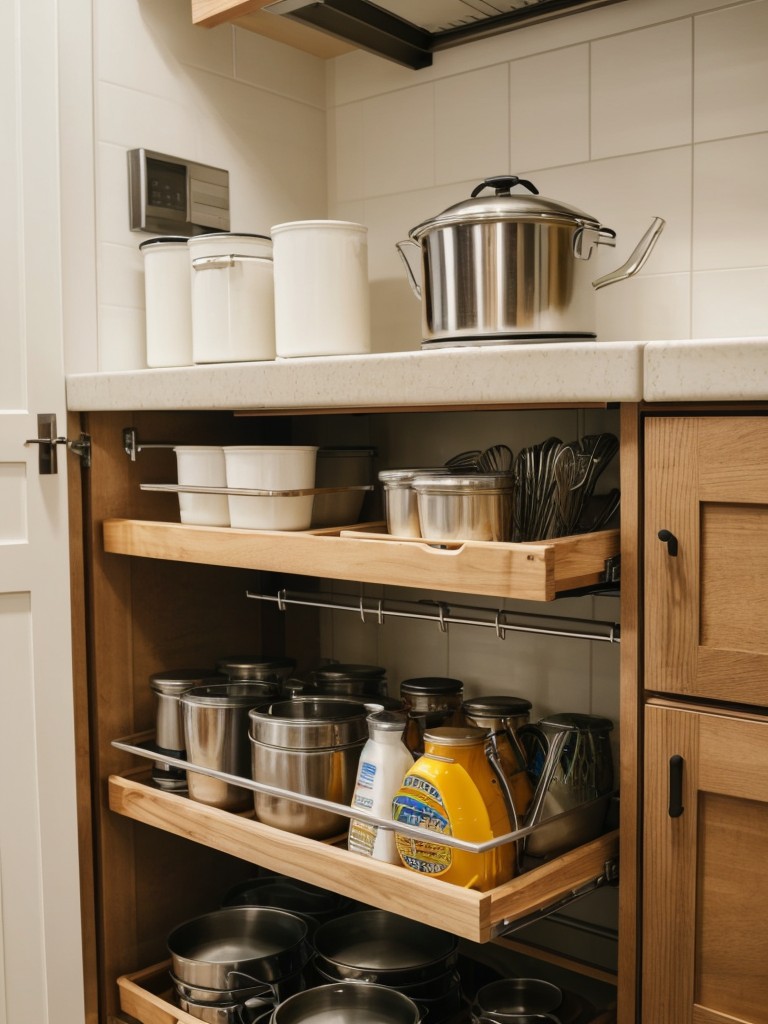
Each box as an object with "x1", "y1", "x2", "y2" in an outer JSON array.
[
  {"x1": 109, "y1": 774, "x2": 618, "y2": 945},
  {"x1": 102, "y1": 519, "x2": 619, "y2": 601}
]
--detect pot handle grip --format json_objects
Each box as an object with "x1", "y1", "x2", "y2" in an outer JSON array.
[
  {"x1": 470, "y1": 175, "x2": 539, "y2": 197},
  {"x1": 395, "y1": 239, "x2": 422, "y2": 300}
]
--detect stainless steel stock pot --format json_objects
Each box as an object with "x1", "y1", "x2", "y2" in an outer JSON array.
[{"x1": 396, "y1": 174, "x2": 664, "y2": 344}]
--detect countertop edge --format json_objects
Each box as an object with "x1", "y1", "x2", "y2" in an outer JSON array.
[
  {"x1": 65, "y1": 342, "x2": 646, "y2": 411},
  {"x1": 65, "y1": 337, "x2": 768, "y2": 412}
]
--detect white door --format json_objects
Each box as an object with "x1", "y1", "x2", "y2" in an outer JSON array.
[{"x1": 0, "y1": 0, "x2": 86, "y2": 1021}]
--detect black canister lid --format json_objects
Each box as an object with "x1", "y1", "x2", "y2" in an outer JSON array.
[
  {"x1": 400, "y1": 677, "x2": 464, "y2": 696},
  {"x1": 462, "y1": 694, "x2": 532, "y2": 716}
]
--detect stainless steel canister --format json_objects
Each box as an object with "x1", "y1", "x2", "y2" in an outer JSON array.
[
  {"x1": 311, "y1": 663, "x2": 387, "y2": 699},
  {"x1": 217, "y1": 655, "x2": 297, "y2": 694},
  {"x1": 181, "y1": 683, "x2": 276, "y2": 811},
  {"x1": 249, "y1": 699, "x2": 367, "y2": 839},
  {"x1": 412, "y1": 472, "x2": 515, "y2": 542},
  {"x1": 378, "y1": 467, "x2": 448, "y2": 537},
  {"x1": 149, "y1": 668, "x2": 221, "y2": 791}
]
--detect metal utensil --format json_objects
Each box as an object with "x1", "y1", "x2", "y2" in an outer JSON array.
[{"x1": 478, "y1": 444, "x2": 514, "y2": 472}]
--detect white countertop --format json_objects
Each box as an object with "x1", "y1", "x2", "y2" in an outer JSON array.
[{"x1": 65, "y1": 337, "x2": 768, "y2": 412}]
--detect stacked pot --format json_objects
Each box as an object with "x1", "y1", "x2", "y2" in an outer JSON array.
[
  {"x1": 309, "y1": 909, "x2": 462, "y2": 1022},
  {"x1": 167, "y1": 906, "x2": 311, "y2": 1023}
]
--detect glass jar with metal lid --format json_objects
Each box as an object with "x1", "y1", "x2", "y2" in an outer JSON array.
[
  {"x1": 400, "y1": 677, "x2": 464, "y2": 715},
  {"x1": 462, "y1": 695, "x2": 534, "y2": 819},
  {"x1": 400, "y1": 677, "x2": 465, "y2": 755}
]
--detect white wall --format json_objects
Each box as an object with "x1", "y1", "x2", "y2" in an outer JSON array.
[{"x1": 326, "y1": 0, "x2": 768, "y2": 351}]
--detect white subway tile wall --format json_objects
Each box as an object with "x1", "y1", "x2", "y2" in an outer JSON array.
[{"x1": 326, "y1": 0, "x2": 767, "y2": 351}]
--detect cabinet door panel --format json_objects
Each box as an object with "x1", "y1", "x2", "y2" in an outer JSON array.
[
  {"x1": 645, "y1": 416, "x2": 768, "y2": 703},
  {"x1": 643, "y1": 704, "x2": 768, "y2": 1024}
]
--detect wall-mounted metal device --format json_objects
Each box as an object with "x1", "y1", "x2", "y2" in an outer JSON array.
[{"x1": 128, "y1": 148, "x2": 230, "y2": 236}]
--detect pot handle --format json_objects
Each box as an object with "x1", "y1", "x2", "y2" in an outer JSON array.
[
  {"x1": 470, "y1": 175, "x2": 539, "y2": 197},
  {"x1": 395, "y1": 239, "x2": 422, "y2": 300},
  {"x1": 592, "y1": 216, "x2": 665, "y2": 290}
]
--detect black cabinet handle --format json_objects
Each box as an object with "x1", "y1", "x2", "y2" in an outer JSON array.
[
  {"x1": 658, "y1": 529, "x2": 678, "y2": 557},
  {"x1": 669, "y1": 754, "x2": 684, "y2": 817}
]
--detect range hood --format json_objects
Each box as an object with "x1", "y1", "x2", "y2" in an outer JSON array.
[{"x1": 264, "y1": 0, "x2": 627, "y2": 69}]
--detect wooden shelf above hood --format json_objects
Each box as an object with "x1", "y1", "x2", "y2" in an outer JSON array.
[{"x1": 191, "y1": 0, "x2": 353, "y2": 58}]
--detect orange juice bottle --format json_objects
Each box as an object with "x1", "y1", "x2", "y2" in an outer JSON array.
[{"x1": 392, "y1": 726, "x2": 515, "y2": 891}]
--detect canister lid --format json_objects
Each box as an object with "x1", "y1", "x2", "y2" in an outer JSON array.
[
  {"x1": 188, "y1": 231, "x2": 271, "y2": 242},
  {"x1": 423, "y1": 726, "x2": 488, "y2": 746},
  {"x1": 270, "y1": 219, "x2": 367, "y2": 234},
  {"x1": 139, "y1": 235, "x2": 190, "y2": 250},
  {"x1": 462, "y1": 695, "x2": 532, "y2": 716},
  {"x1": 411, "y1": 473, "x2": 514, "y2": 493},
  {"x1": 312, "y1": 663, "x2": 386, "y2": 682},
  {"x1": 217, "y1": 655, "x2": 297, "y2": 679},
  {"x1": 378, "y1": 467, "x2": 447, "y2": 485},
  {"x1": 400, "y1": 677, "x2": 464, "y2": 696},
  {"x1": 149, "y1": 668, "x2": 221, "y2": 695},
  {"x1": 180, "y1": 682, "x2": 278, "y2": 706}
]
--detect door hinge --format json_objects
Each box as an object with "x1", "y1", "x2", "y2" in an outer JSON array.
[{"x1": 25, "y1": 414, "x2": 91, "y2": 472}]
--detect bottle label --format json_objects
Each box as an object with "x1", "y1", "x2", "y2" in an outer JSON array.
[
  {"x1": 348, "y1": 818, "x2": 378, "y2": 856},
  {"x1": 392, "y1": 792, "x2": 452, "y2": 875},
  {"x1": 356, "y1": 759, "x2": 376, "y2": 790}
]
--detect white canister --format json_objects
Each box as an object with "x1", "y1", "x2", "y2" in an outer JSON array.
[
  {"x1": 174, "y1": 446, "x2": 230, "y2": 527},
  {"x1": 140, "y1": 236, "x2": 194, "y2": 368},
  {"x1": 188, "y1": 232, "x2": 275, "y2": 364},
  {"x1": 223, "y1": 445, "x2": 318, "y2": 530},
  {"x1": 271, "y1": 220, "x2": 371, "y2": 358}
]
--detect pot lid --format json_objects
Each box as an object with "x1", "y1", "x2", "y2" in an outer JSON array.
[{"x1": 408, "y1": 175, "x2": 602, "y2": 240}]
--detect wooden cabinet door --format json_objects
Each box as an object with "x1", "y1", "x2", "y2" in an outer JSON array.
[
  {"x1": 645, "y1": 416, "x2": 768, "y2": 704},
  {"x1": 643, "y1": 702, "x2": 768, "y2": 1024}
]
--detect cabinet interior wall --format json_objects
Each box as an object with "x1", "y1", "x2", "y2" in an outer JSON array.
[{"x1": 72, "y1": 404, "x2": 623, "y2": 1023}]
